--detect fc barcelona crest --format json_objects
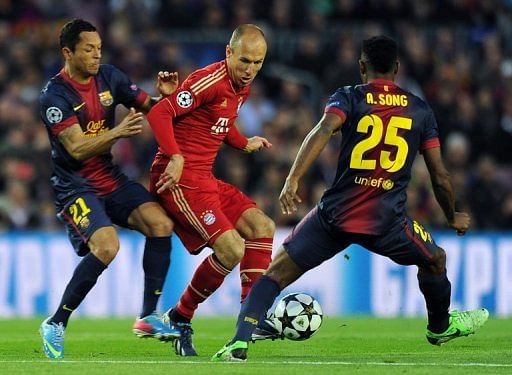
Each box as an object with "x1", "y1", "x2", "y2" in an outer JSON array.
[{"x1": 98, "y1": 90, "x2": 113, "y2": 106}]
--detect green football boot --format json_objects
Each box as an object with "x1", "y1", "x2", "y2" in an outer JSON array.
[
  {"x1": 426, "y1": 308, "x2": 489, "y2": 346},
  {"x1": 211, "y1": 340, "x2": 248, "y2": 362}
]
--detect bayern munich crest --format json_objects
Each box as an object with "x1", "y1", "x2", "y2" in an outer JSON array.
[
  {"x1": 46, "y1": 107, "x2": 63, "y2": 123},
  {"x1": 176, "y1": 91, "x2": 193, "y2": 108},
  {"x1": 201, "y1": 210, "x2": 216, "y2": 225}
]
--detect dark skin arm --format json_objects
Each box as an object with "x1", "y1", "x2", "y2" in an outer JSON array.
[
  {"x1": 423, "y1": 146, "x2": 470, "y2": 235},
  {"x1": 279, "y1": 113, "x2": 343, "y2": 214}
]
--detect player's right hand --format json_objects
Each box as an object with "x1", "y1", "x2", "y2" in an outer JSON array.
[
  {"x1": 449, "y1": 211, "x2": 470, "y2": 235},
  {"x1": 279, "y1": 177, "x2": 302, "y2": 215},
  {"x1": 156, "y1": 154, "x2": 184, "y2": 193},
  {"x1": 114, "y1": 107, "x2": 144, "y2": 138},
  {"x1": 244, "y1": 136, "x2": 273, "y2": 153},
  {"x1": 157, "y1": 71, "x2": 179, "y2": 96}
]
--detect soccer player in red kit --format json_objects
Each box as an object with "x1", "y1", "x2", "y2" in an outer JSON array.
[{"x1": 146, "y1": 24, "x2": 275, "y2": 356}]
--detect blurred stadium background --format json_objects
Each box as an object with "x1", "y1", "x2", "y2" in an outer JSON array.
[{"x1": 0, "y1": 0, "x2": 511, "y2": 319}]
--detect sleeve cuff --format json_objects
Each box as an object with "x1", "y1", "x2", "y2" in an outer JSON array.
[
  {"x1": 325, "y1": 107, "x2": 347, "y2": 123},
  {"x1": 50, "y1": 116, "x2": 78, "y2": 135},
  {"x1": 420, "y1": 137, "x2": 440, "y2": 153},
  {"x1": 134, "y1": 90, "x2": 149, "y2": 107}
]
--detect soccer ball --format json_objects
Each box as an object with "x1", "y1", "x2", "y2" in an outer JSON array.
[{"x1": 272, "y1": 292, "x2": 323, "y2": 341}]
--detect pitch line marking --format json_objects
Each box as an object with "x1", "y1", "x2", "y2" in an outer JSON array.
[{"x1": 0, "y1": 360, "x2": 511, "y2": 367}]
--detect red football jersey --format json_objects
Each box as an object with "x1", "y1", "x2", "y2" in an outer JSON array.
[{"x1": 152, "y1": 60, "x2": 250, "y2": 172}]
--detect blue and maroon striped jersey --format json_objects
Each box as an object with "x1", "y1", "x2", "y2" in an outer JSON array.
[
  {"x1": 319, "y1": 78, "x2": 440, "y2": 235},
  {"x1": 39, "y1": 64, "x2": 148, "y2": 204}
]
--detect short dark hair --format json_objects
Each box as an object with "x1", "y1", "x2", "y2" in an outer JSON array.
[
  {"x1": 361, "y1": 36, "x2": 398, "y2": 74},
  {"x1": 59, "y1": 19, "x2": 97, "y2": 51}
]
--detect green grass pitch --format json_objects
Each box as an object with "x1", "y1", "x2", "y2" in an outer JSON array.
[{"x1": 0, "y1": 317, "x2": 510, "y2": 374}]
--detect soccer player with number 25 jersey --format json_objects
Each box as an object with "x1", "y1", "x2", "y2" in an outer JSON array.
[{"x1": 213, "y1": 36, "x2": 489, "y2": 362}]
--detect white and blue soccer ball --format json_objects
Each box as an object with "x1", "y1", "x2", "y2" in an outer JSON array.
[{"x1": 272, "y1": 292, "x2": 323, "y2": 341}]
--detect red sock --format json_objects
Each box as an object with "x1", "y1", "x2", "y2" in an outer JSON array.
[
  {"x1": 176, "y1": 254, "x2": 231, "y2": 319},
  {"x1": 240, "y1": 238, "x2": 273, "y2": 302}
]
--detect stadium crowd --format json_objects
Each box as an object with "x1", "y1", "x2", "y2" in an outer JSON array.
[{"x1": 1, "y1": 0, "x2": 512, "y2": 231}]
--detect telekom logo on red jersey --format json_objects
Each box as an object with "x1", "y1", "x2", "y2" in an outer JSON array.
[{"x1": 211, "y1": 117, "x2": 230, "y2": 135}]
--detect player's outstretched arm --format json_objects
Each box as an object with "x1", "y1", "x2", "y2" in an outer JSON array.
[
  {"x1": 58, "y1": 108, "x2": 143, "y2": 161},
  {"x1": 279, "y1": 113, "x2": 342, "y2": 214},
  {"x1": 423, "y1": 146, "x2": 470, "y2": 235}
]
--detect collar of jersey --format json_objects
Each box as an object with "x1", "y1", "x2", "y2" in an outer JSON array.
[
  {"x1": 60, "y1": 68, "x2": 96, "y2": 90},
  {"x1": 368, "y1": 78, "x2": 396, "y2": 86}
]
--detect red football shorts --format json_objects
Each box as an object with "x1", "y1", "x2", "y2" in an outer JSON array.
[{"x1": 150, "y1": 170, "x2": 256, "y2": 254}]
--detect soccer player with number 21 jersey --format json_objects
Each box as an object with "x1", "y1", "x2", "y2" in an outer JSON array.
[{"x1": 39, "y1": 19, "x2": 181, "y2": 359}]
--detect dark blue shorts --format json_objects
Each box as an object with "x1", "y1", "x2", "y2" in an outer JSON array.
[
  {"x1": 283, "y1": 206, "x2": 440, "y2": 271},
  {"x1": 57, "y1": 181, "x2": 156, "y2": 256}
]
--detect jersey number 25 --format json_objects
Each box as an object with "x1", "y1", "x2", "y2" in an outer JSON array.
[{"x1": 350, "y1": 114, "x2": 412, "y2": 173}]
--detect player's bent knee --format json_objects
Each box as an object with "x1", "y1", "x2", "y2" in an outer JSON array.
[
  {"x1": 88, "y1": 227, "x2": 120, "y2": 264},
  {"x1": 249, "y1": 215, "x2": 275, "y2": 238},
  {"x1": 425, "y1": 246, "x2": 447, "y2": 274},
  {"x1": 129, "y1": 202, "x2": 174, "y2": 237},
  {"x1": 258, "y1": 217, "x2": 276, "y2": 238},
  {"x1": 237, "y1": 209, "x2": 276, "y2": 239},
  {"x1": 213, "y1": 231, "x2": 245, "y2": 269},
  {"x1": 91, "y1": 246, "x2": 119, "y2": 264},
  {"x1": 246, "y1": 216, "x2": 275, "y2": 239},
  {"x1": 147, "y1": 216, "x2": 173, "y2": 237},
  {"x1": 433, "y1": 247, "x2": 447, "y2": 267}
]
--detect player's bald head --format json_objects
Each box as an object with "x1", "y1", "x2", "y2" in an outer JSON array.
[
  {"x1": 229, "y1": 24, "x2": 267, "y2": 52},
  {"x1": 226, "y1": 24, "x2": 267, "y2": 87}
]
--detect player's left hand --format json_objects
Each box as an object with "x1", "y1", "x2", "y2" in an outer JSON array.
[
  {"x1": 156, "y1": 71, "x2": 179, "y2": 96},
  {"x1": 156, "y1": 154, "x2": 184, "y2": 193},
  {"x1": 279, "y1": 176, "x2": 302, "y2": 215},
  {"x1": 449, "y1": 211, "x2": 471, "y2": 236},
  {"x1": 244, "y1": 136, "x2": 272, "y2": 153}
]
